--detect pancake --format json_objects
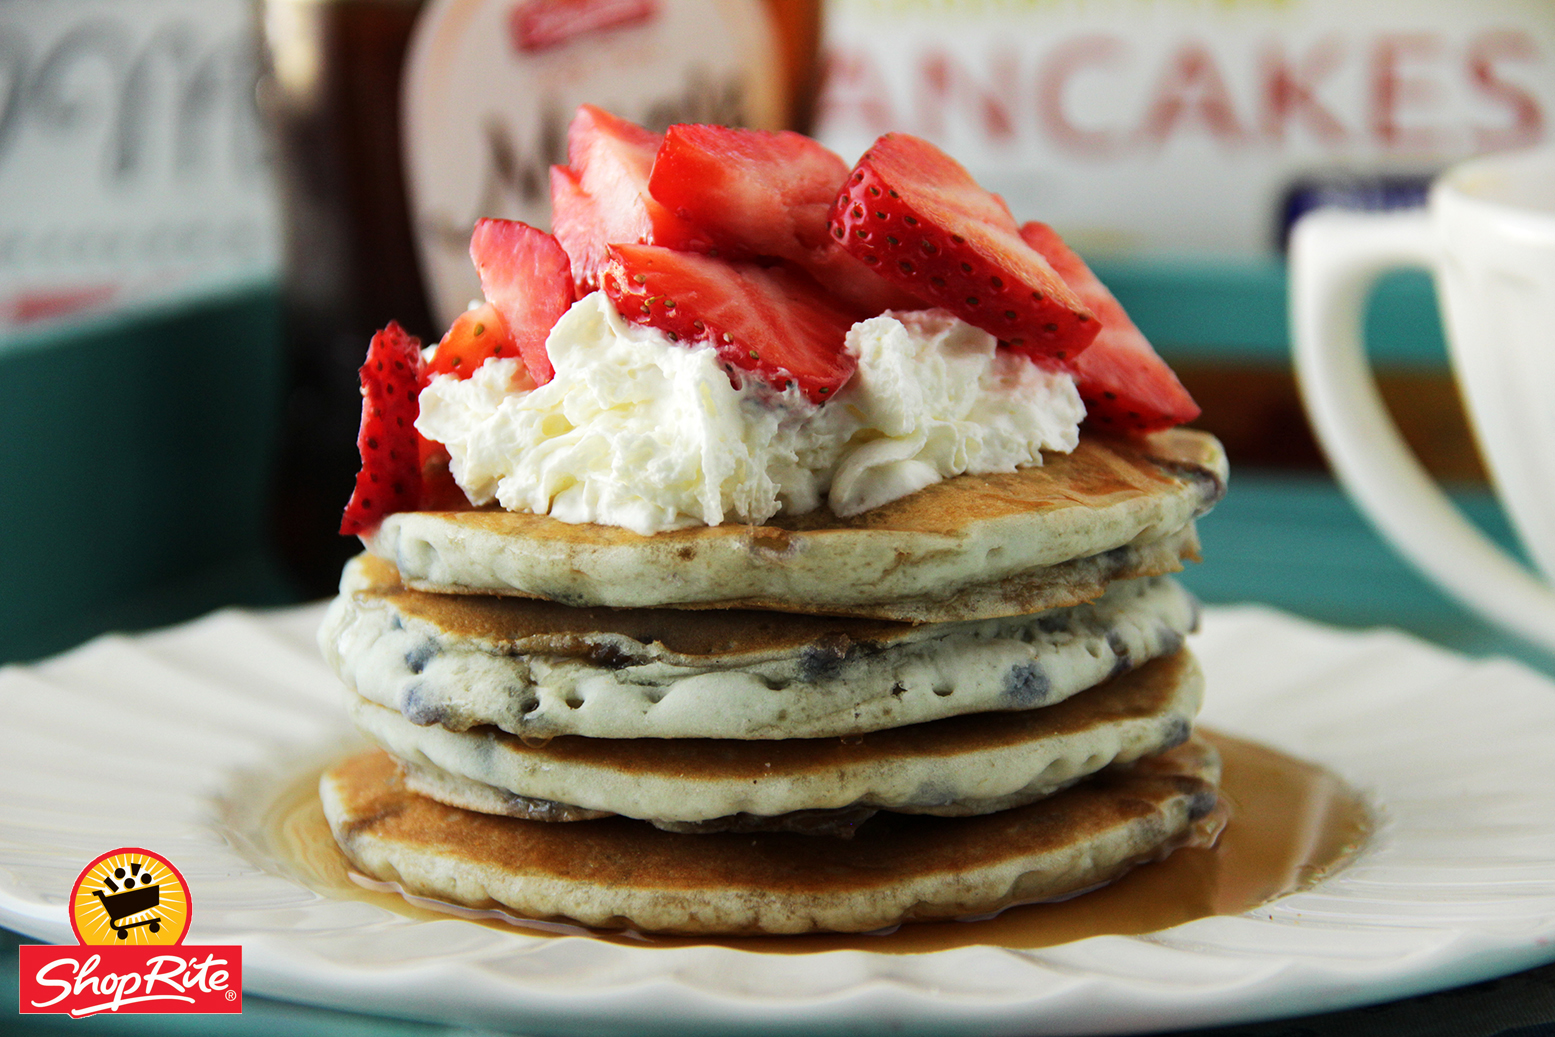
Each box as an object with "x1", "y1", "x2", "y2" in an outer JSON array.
[
  {"x1": 363, "y1": 428, "x2": 1226, "y2": 620},
  {"x1": 320, "y1": 735, "x2": 1222, "y2": 935},
  {"x1": 322, "y1": 556, "x2": 1201, "y2": 740},
  {"x1": 347, "y1": 648, "x2": 1202, "y2": 826}
]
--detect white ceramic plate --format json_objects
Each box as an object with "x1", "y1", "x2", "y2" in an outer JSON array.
[{"x1": 2, "y1": 603, "x2": 1555, "y2": 1035}]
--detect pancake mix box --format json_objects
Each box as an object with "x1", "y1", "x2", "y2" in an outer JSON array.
[{"x1": 813, "y1": 0, "x2": 1555, "y2": 258}]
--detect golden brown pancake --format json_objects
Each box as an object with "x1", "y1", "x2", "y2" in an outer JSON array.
[
  {"x1": 347, "y1": 649, "x2": 1203, "y2": 825},
  {"x1": 363, "y1": 429, "x2": 1225, "y2": 621},
  {"x1": 320, "y1": 735, "x2": 1222, "y2": 935},
  {"x1": 321, "y1": 555, "x2": 1201, "y2": 740}
]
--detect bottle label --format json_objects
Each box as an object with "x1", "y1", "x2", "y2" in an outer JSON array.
[
  {"x1": 813, "y1": 0, "x2": 1555, "y2": 259},
  {"x1": 404, "y1": 0, "x2": 783, "y2": 326}
]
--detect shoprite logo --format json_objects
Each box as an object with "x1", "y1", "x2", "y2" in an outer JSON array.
[
  {"x1": 18, "y1": 848, "x2": 243, "y2": 1018},
  {"x1": 69, "y1": 848, "x2": 190, "y2": 946}
]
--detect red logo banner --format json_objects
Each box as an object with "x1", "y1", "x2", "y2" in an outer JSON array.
[
  {"x1": 17, "y1": 847, "x2": 244, "y2": 1017},
  {"x1": 18, "y1": 945, "x2": 243, "y2": 1017}
]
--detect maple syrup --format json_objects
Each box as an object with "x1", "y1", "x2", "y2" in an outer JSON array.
[{"x1": 250, "y1": 729, "x2": 1371, "y2": 953}]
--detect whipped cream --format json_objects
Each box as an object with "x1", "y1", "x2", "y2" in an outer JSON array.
[{"x1": 416, "y1": 293, "x2": 1083, "y2": 535}]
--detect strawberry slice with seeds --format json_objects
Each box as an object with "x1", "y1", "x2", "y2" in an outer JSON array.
[
  {"x1": 601, "y1": 244, "x2": 857, "y2": 403},
  {"x1": 1018, "y1": 222, "x2": 1200, "y2": 433},
  {"x1": 797, "y1": 244, "x2": 926, "y2": 317},
  {"x1": 549, "y1": 105, "x2": 707, "y2": 292},
  {"x1": 648, "y1": 123, "x2": 923, "y2": 316},
  {"x1": 650, "y1": 123, "x2": 850, "y2": 259},
  {"x1": 466, "y1": 218, "x2": 574, "y2": 385},
  {"x1": 341, "y1": 321, "x2": 426, "y2": 536},
  {"x1": 426, "y1": 302, "x2": 520, "y2": 381},
  {"x1": 829, "y1": 133, "x2": 1098, "y2": 360}
]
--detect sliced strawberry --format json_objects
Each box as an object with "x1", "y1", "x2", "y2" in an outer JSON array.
[
  {"x1": 829, "y1": 133, "x2": 1098, "y2": 360},
  {"x1": 568, "y1": 102, "x2": 658, "y2": 170},
  {"x1": 650, "y1": 123, "x2": 850, "y2": 258},
  {"x1": 1017, "y1": 222, "x2": 1200, "y2": 433},
  {"x1": 426, "y1": 302, "x2": 516, "y2": 379},
  {"x1": 416, "y1": 434, "x2": 468, "y2": 511},
  {"x1": 648, "y1": 123, "x2": 923, "y2": 316},
  {"x1": 467, "y1": 218, "x2": 573, "y2": 385},
  {"x1": 797, "y1": 244, "x2": 926, "y2": 317},
  {"x1": 341, "y1": 321, "x2": 426, "y2": 536},
  {"x1": 601, "y1": 244, "x2": 856, "y2": 403},
  {"x1": 549, "y1": 105, "x2": 706, "y2": 292},
  {"x1": 548, "y1": 165, "x2": 598, "y2": 291}
]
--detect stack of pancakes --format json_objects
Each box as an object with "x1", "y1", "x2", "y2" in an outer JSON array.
[{"x1": 318, "y1": 428, "x2": 1228, "y2": 935}]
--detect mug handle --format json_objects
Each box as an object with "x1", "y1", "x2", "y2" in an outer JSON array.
[{"x1": 1289, "y1": 207, "x2": 1555, "y2": 654}]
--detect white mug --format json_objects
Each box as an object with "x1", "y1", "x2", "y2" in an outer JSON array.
[{"x1": 1290, "y1": 148, "x2": 1555, "y2": 655}]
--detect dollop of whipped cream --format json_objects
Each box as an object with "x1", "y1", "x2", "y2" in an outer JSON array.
[{"x1": 416, "y1": 292, "x2": 1083, "y2": 535}]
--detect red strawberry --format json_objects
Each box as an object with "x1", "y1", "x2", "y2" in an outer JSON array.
[
  {"x1": 648, "y1": 123, "x2": 923, "y2": 316},
  {"x1": 1018, "y1": 222, "x2": 1200, "y2": 433},
  {"x1": 341, "y1": 322, "x2": 426, "y2": 536},
  {"x1": 601, "y1": 244, "x2": 857, "y2": 403},
  {"x1": 548, "y1": 164, "x2": 598, "y2": 287},
  {"x1": 416, "y1": 435, "x2": 468, "y2": 511},
  {"x1": 650, "y1": 123, "x2": 850, "y2": 259},
  {"x1": 794, "y1": 244, "x2": 926, "y2": 317},
  {"x1": 829, "y1": 133, "x2": 1098, "y2": 361},
  {"x1": 466, "y1": 218, "x2": 574, "y2": 385},
  {"x1": 426, "y1": 302, "x2": 517, "y2": 380},
  {"x1": 549, "y1": 105, "x2": 706, "y2": 292}
]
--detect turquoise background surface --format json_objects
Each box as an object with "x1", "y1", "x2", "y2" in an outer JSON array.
[
  {"x1": 1092, "y1": 258, "x2": 1447, "y2": 368},
  {"x1": 0, "y1": 286, "x2": 295, "y2": 665}
]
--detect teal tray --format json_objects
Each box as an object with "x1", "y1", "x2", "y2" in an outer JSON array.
[
  {"x1": 0, "y1": 285, "x2": 296, "y2": 665},
  {"x1": 1095, "y1": 257, "x2": 1448, "y2": 367}
]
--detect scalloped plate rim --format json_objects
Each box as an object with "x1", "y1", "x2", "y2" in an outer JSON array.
[{"x1": 0, "y1": 602, "x2": 1552, "y2": 1035}]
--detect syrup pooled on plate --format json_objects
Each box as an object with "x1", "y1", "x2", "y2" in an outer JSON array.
[{"x1": 254, "y1": 730, "x2": 1370, "y2": 953}]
